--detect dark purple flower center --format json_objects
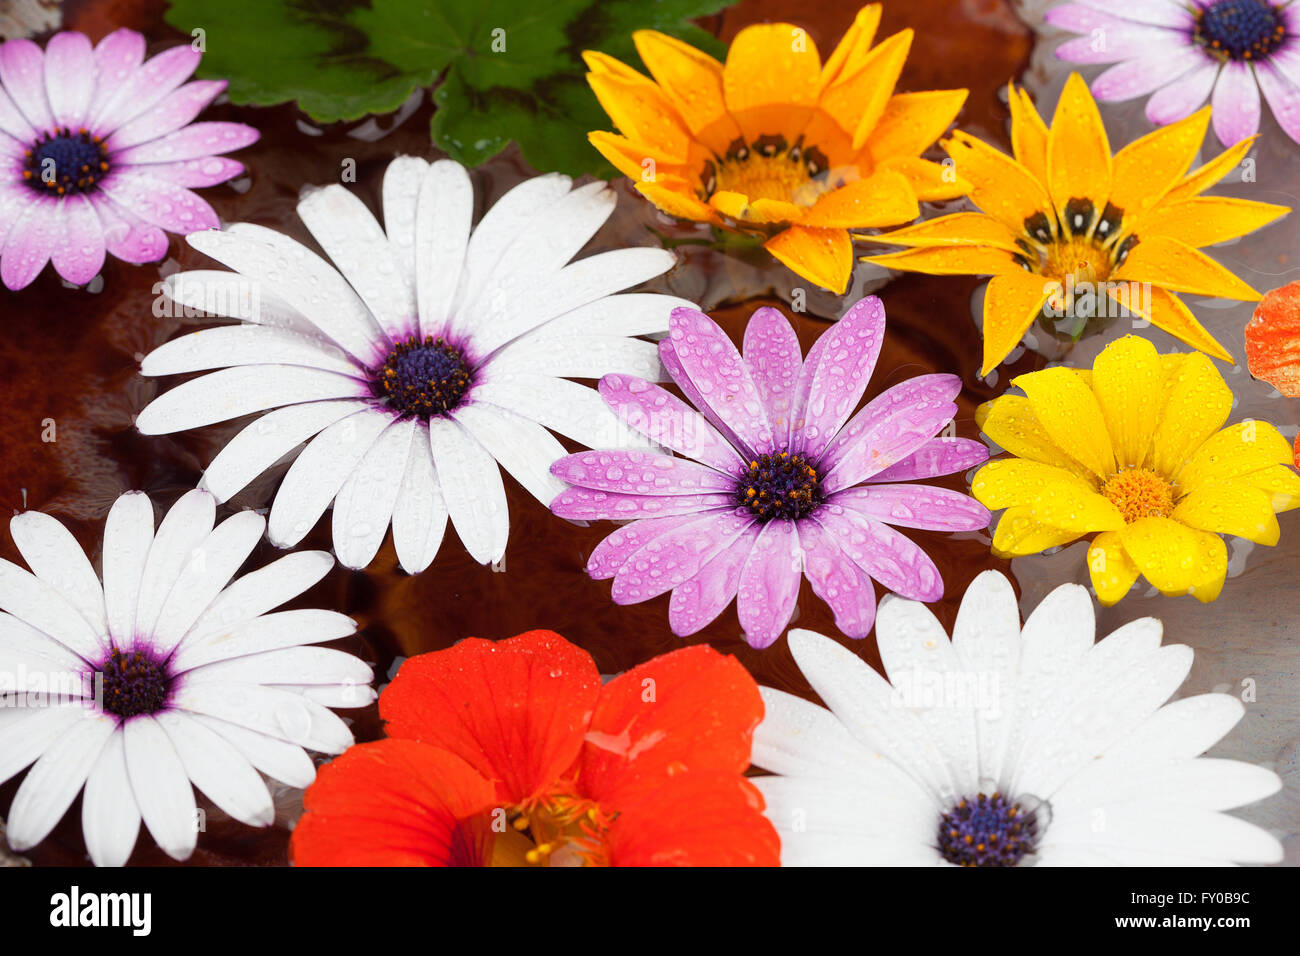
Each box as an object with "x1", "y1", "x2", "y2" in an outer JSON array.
[
  {"x1": 735, "y1": 451, "x2": 822, "y2": 521},
  {"x1": 937, "y1": 792, "x2": 1039, "y2": 867},
  {"x1": 99, "y1": 647, "x2": 170, "y2": 719},
  {"x1": 1195, "y1": 0, "x2": 1286, "y2": 60},
  {"x1": 23, "y1": 128, "x2": 110, "y2": 196},
  {"x1": 375, "y1": 335, "x2": 472, "y2": 418}
]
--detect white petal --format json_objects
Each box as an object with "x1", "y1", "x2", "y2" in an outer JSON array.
[
  {"x1": 102, "y1": 491, "x2": 154, "y2": 647},
  {"x1": 1053, "y1": 757, "x2": 1281, "y2": 814},
  {"x1": 133, "y1": 489, "x2": 215, "y2": 643},
  {"x1": 415, "y1": 159, "x2": 473, "y2": 338},
  {"x1": 0, "y1": 558, "x2": 104, "y2": 661},
  {"x1": 184, "y1": 645, "x2": 373, "y2": 688},
  {"x1": 199, "y1": 398, "x2": 371, "y2": 503},
  {"x1": 185, "y1": 551, "x2": 335, "y2": 646},
  {"x1": 142, "y1": 325, "x2": 361, "y2": 377},
  {"x1": 269, "y1": 684, "x2": 377, "y2": 708},
  {"x1": 173, "y1": 608, "x2": 356, "y2": 673},
  {"x1": 755, "y1": 776, "x2": 936, "y2": 849},
  {"x1": 173, "y1": 681, "x2": 355, "y2": 753},
  {"x1": 380, "y1": 155, "x2": 429, "y2": 290},
  {"x1": 452, "y1": 402, "x2": 567, "y2": 505},
  {"x1": 0, "y1": 705, "x2": 83, "y2": 784},
  {"x1": 390, "y1": 425, "x2": 449, "y2": 574},
  {"x1": 538, "y1": 292, "x2": 690, "y2": 339},
  {"x1": 297, "y1": 184, "x2": 415, "y2": 339},
  {"x1": 9, "y1": 510, "x2": 106, "y2": 635},
  {"x1": 81, "y1": 731, "x2": 140, "y2": 867},
  {"x1": 163, "y1": 269, "x2": 323, "y2": 336},
  {"x1": 1094, "y1": 693, "x2": 1246, "y2": 764},
  {"x1": 950, "y1": 570, "x2": 1021, "y2": 785},
  {"x1": 6, "y1": 711, "x2": 115, "y2": 850},
  {"x1": 266, "y1": 407, "x2": 392, "y2": 548},
  {"x1": 0, "y1": 611, "x2": 86, "y2": 672},
  {"x1": 331, "y1": 418, "x2": 414, "y2": 569},
  {"x1": 157, "y1": 711, "x2": 274, "y2": 827},
  {"x1": 490, "y1": 333, "x2": 664, "y2": 381},
  {"x1": 753, "y1": 686, "x2": 895, "y2": 785},
  {"x1": 427, "y1": 416, "x2": 508, "y2": 564},
  {"x1": 1042, "y1": 802, "x2": 1281, "y2": 864},
  {"x1": 189, "y1": 713, "x2": 317, "y2": 789},
  {"x1": 472, "y1": 373, "x2": 652, "y2": 450},
  {"x1": 122, "y1": 716, "x2": 198, "y2": 861}
]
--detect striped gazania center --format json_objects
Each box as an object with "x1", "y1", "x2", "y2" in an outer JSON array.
[
  {"x1": 1017, "y1": 198, "x2": 1138, "y2": 317},
  {"x1": 702, "y1": 133, "x2": 835, "y2": 207}
]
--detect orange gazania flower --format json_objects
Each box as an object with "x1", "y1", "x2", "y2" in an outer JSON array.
[
  {"x1": 584, "y1": 4, "x2": 969, "y2": 293},
  {"x1": 290, "y1": 631, "x2": 779, "y2": 866}
]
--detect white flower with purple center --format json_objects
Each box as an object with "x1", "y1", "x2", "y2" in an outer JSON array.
[
  {"x1": 0, "y1": 29, "x2": 257, "y2": 289},
  {"x1": 0, "y1": 490, "x2": 375, "y2": 867},
  {"x1": 1047, "y1": 0, "x2": 1300, "y2": 145},
  {"x1": 753, "y1": 571, "x2": 1284, "y2": 866},
  {"x1": 548, "y1": 298, "x2": 991, "y2": 649}
]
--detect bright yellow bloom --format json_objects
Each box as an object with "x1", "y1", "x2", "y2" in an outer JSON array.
[
  {"x1": 972, "y1": 336, "x2": 1300, "y2": 605},
  {"x1": 863, "y1": 73, "x2": 1290, "y2": 377},
  {"x1": 583, "y1": 4, "x2": 969, "y2": 294}
]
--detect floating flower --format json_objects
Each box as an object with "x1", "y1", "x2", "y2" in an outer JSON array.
[
  {"x1": 972, "y1": 335, "x2": 1300, "y2": 604},
  {"x1": 0, "y1": 29, "x2": 258, "y2": 289},
  {"x1": 863, "y1": 73, "x2": 1288, "y2": 377},
  {"x1": 753, "y1": 571, "x2": 1284, "y2": 866},
  {"x1": 1245, "y1": 279, "x2": 1300, "y2": 395},
  {"x1": 137, "y1": 156, "x2": 687, "y2": 573},
  {"x1": 1047, "y1": 0, "x2": 1300, "y2": 146},
  {"x1": 549, "y1": 298, "x2": 990, "y2": 648},
  {"x1": 290, "y1": 630, "x2": 779, "y2": 866},
  {"x1": 584, "y1": 4, "x2": 969, "y2": 293},
  {"x1": 0, "y1": 490, "x2": 375, "y2": 866}
]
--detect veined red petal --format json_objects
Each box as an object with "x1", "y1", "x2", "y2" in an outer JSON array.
[
  {"x1": 579, "y1": 644, "x2": 763, "y2": 806},
  {"x1": 604, "y1": 772, "x2": 780, "y2": 866},
  {"x1": 291, "y1": 739, "x2": 495, "y2": 867},
  {"x1": 381, "y1": 630, "x2": 602, "y2": 806}
]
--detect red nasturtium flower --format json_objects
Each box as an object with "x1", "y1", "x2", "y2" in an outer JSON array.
[{"x1": 291, "y1": 630, "x2": 779, "y2": 866}]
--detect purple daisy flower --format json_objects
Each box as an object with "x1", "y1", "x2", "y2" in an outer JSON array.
[
  {"x1": 0, "y1": 29, "x2": 258, "y2": 290},
  {"x1": 549, "y1": 298, "x2": 992, "y2": 649},
  {"x1": 1047, "y1": 0, "x2": 1300, "y2": 146}
]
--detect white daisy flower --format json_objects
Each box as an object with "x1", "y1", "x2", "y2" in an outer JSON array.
[
  {"x1": 0, "y1": 489, "x2": 375, "y2": 866},
  {"x1": 136, "y1": 156, "x2": 688, "y2": 572},
  {"x1": 753, "y1": 570, "x2": 1283, "y2": 866}
]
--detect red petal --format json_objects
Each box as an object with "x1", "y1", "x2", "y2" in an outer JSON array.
[
  {"x1": 578, "y1": 644, "x2": 763, "y2": 807},
  {"x1": 604, "y1": 772, "x2": 781, "y2": 866},
  {"x1": 381, "y1": 630, "x2": 601, "y2": 806},
  {"x1": 1246, "y1": 281, "x2": 1300, "y2": 397},
  {"x1": 291, "y1": 739, "x2": 495, "y2": 867}
]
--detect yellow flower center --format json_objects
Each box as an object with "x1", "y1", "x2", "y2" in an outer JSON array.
[
  {"x1": 1042, "y1": 237, "x2": 1112, "y2": 286},
  {"x1": 1018, "y1": 199, "x2": 1141, "y2": 319},
  {"x1": 703, "y1": 135, "x2": 835, "y2": 207},
  {"x1": 1101, "y1": 467, "x2": 1175, "y2": 524},
  {"x1": 489, "y1": 789, "x2": 613, "y2": 867}
]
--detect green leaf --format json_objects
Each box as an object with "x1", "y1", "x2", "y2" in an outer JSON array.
[{"x1": 165, "y1": 0, "x2": 736, "y2": 177}]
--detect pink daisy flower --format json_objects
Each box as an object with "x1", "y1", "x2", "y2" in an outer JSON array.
[
  {"x1": 1047, "y1": 0, "x2": 1300, "y2": 146},
  {"x1": 0, "y1": 29, "x2": 258, "y2": 290},
  {"x1": 549, "y1": 299, "x2": 992, "y2": 649}
]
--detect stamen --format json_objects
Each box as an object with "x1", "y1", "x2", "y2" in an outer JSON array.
[
  {"x1": 1195, "y1": 0, "x2": 1287, "y2": 61},
  {"x1": 98, "y1": 647, "x2": 170, "y2": 719},
  {"x1": 735, "y1": 451, "x2": 822, "y2": 521},
  {"x1": 1101, "y1": 467, "x2": 1175, "y2": 524},
  {"x1": 23, "y1": 127, "x2": 110, "y2": 196},
  {"x1": 375, "y1": 335, "x2": 472, "y2": 419},
  {"x1": 937, "y1": 792, "x2": 1039, "y2": 867}
]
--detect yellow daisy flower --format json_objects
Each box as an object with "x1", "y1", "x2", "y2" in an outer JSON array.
[
  {"x1": 972, "y1": 336, "x2": 1300, "y2": 605},
  {"x1": 583, "y1": 4, "x2": 969, "y2": 294},
  {"x1": 863, "y1": 73, "x2": 1290, "y2": 377}
]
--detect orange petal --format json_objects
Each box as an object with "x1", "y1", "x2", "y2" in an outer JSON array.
[
  {"x1": 876, "y1": 155, "x2": 970, "y2": 201},
  {"x1": 636, "y1": 179, "x2": 718, "y2": 223},
  {"x1": 1045, "y1": 73, "x2": 1112, "y2": 219},
  {"x1": 1109, "y1": 107, "x2": 1210, "y2": 222},
  {"x1": 1126, "y1": 286, "x2": 1234, "y2": 363},
  {"x1": 799, "y1": 170, "x2": 919, "y2": 228},
  {"x1": 1112, "y1": 235, "x2": 1259, "y2": 301},
  {"x1": 765, "y1": 224, "x2": 853, "y2": 292},
  {"x1": 866, "y1": 88, "x2": 968, "y2": 164},
  {"x1": 724, "y1": 22, "x2": 822, "y2": 141},
  {"x1": 1008, "y1": 83, "x2": 1049, "y2": 184},
  {"x1": 292, "y1": 739, "x2": 495, "y2": 867},
  {"x1": 866, "y1": 211, "x2": 1021, "y2": 251},
  {"x1": 943, "y1": 129, "x2": 1053, "y2": 232},
  {"x1": 587, "y1": 69, "x2": 692, "y2": 163},
  {"x1": 380, "y1": 630, "x2": 601, "y2": 806},
  {"x1": 632, "y1": 30, "x2": 741, "y2": 155},
  {"x1": 981, "y1": 270, "x2": 1056, "y2": 376},
  {"x1": 1246, "y1": 281, "x2": 1300, "y2": 397},
  {"x1": 818, "y1": 29, "x2": 914, "y2": 151},
  {"x1": 1135, "y1": 196, "x2": 1288, "y2": 249},
  {"x1": 863, "y1": 243, "x2": 1021, "y2": 277},
  {"x1": 1164, "y1": 135, "x2": 1258, "y2": 205},
  {"x1": 819, "y1": 3, "x2": 883, "y2": 91}
]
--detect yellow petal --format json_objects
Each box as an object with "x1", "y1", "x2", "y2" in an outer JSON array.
[
  {"x1": 1164, "y1": 135, "x2": 1258, "y2": 205},
  {"x1": 1186, "y1": 531, "x2": 1227, "y2": 603},
  {"x1": 765, "y1": 225, "x2": 852, "y2": 293},
  {"x1": 1008, "y1": 83, "x2": 1049, "y2": 184},
  {"x1": 875, "y1": 155, "x2": 969, "y2": 201},
  {"x1": 972, "y1": 458, "x2": 1095, "y2": 510},
  {"x1": 1243, "y1": 464, "x2": 1300, "y2": 512},
  {"x1": 1134, "y1": 196, "x2": 1288, "y2": 249},
  {"x1": 943, "y1": 130, "x2": 1054, "y2": 232},
  {"x1": 1045, "y1": 73, "x2": 1112, "y2": 221},
  {"x1": 587, "y1": 71, "x2": 691, "y2": 163},
  {"x1": 1173, "y1": 482, "x2": 1281, "y2": 545},
  {"x1": 1119, "y1": 516, "x2": 1205, "y2": 596},
  {"x1": 1176, "y1": 420, "x2": 1293, "y2": 493},
  {"x1": 1011, "y1": 366, "x2": 1117, "y2": 477},
  {"x1": 866, "y1": 89, "x2": 967, "y2": 164},
  {"x1": 635, "y1": 180, "x2": 717, "y2": 223},
  {"x1": 631, "y1": 30, "x2": 741, "y2": 155},
  {"x1": 819, "y1": 29, "x2": 913, "y2": 151},
  {"x1": 1087, "y1": 531, "x2": 1141, "y2": 607},
  {"x1": 583, "y1": 49, "x2": 651, "y2": 83},
  {"x1": 1109, "y1": 107, "x2": 1209, "y2": 220},
  {"x1": 588, "y1": 131, "x2": 673, "y2": 181},
  {"x1": 865, "y1": 211, "x2": 1020, "y2": 251},
  {"x1": 1150, "y1": 351, "x2": 1232, "y2": 476},
  {"x1": 708, "y1": 190, "x2": 750, "y2": 220},
  {"x1": 991, "y1": 506, "x2": 1082, "y2": 557},
  {"x1": 724, "y1": 22, "x2": 822, "y2": 140},
  {"x1": 862, "y1": 243, "x2": 1020, "y2": 276},
  {"x1": 1131, "y1": 286, "x2": 1234, "y2": 364},
  {"x1": 981, "y1": 270, "x2": 1056, "y2": 377},
  {"x1": 749, "y1": 197, "x2": 806, "y2": 223},
  {"x1": 819, "y1": 3, "x2": 883, "y2": 91},
  {"x1": 800, "y1": 170, "x2": 919, "y2": 228},
  {"x1": 1091, "y1": 335, "x2": 1162, "y2": 469},
  {"x1": 1113, "y1": 235, "x2": 1260, "y2": 301},
  {"x1": 976, "y1": 395, "x2": 1095, "y2": 479}
]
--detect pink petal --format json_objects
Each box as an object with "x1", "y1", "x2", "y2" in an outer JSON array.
[
  {"x1": 0, "y1": 187, "x2": 33, "y2": 249},
  {"x1": 610, "y1": 509, "x2": 756, "y2": 605},
  {"x1": 550, "y1": 486, "x2": 734, "y2": 521},
  {"x1": 89, "y1": 29, "x2": 146, "y2": 121},
  {"x1": 49, "y1": 194, "x2": 106, "y2": 285},
  {"x1": 868, "y1": 436, "x2": 988, "y2": 482},
  {"x1": 550, "y1": 449, "x2": 733, "y2": 495},
  {"x1": 795, "y1": 518, "x2": 877, "y2": 639},
  {"x1": 736, "y1": 519, "x2": 802, "y2": 648},
  {"x1": 1044, "y1": 2, "x2": 1131, "y2": 33},
  {"x1": 114, "y1": 121, "x2": 259, "y2": 164},
  {"x1": 1273, "y1": 46, "x2": 1300, "y2": 90},
  {"x1": 1145, "y1": 60, "x2": 1218, "y2": 124},
  {"x1": 812, "y1": 505, "x2": 944, "y2": 602},
  {"x1": 1211, "y1": 61, "x2": 1262, "y2": 146},
  {"x1": 831, "y1": 484, "x2": 991, "y2": 532},
  {"x1": 1256, "y1": 61, "x2": 1300, "y2": 145},
  {"x1": 139, "y1": 156, "x2": 244, "y2": 188},
  {"x1": 662, "y1": 306, "x2": 775, "y2": 455},
  {"x1": 107, "y1": 80, "x2": 227, "y2": 152},
  {"x1": 43, "y1": 32, "x2": 95, "y2": 129},
  {"x1": 792, "y1": 295, "x2": 885, "y2": 461},
  {"x1": 658, "y1": 336, "x2": 750, "y2": 453},
  {"x1": 93, "y1": 43, "x2": 200, "y2": 134},
  {"x1": 669, "y1": 523, "x2": 761, "y2": 637},
  {"x1": 741, "y1": 306, "x2": 802, "y2": 427},
  {"x1": 1073, "y1": 0, "x2": 1195, "y2": 28},
  {"x1": 1092, "y1": 51, "x2": 1199, "y2": 102},
  {"x1": 1055, "y1": 25, "x2": 1184, "y2": 64},
  {"x1": 95, "y1": 196, "x2": 169, "y2": 263},
  {"x1": 1, "y1": 195, "x2": 57, "y2": 289},
  {"x1": 597, "y1": 374, "x2": 743, "y2": 473},
  {"x1": 0, "y1": 39, "x2": 54, "y2": 133},
  {"x1": 587, "y1": 514, "x2": 704, "y2": 580},
  {"x1": 99, "y1": 170, "x2": 218, "y2": 234},
  {"x1": 0, "y1": 84, "x2": 35, "y2": 142}
]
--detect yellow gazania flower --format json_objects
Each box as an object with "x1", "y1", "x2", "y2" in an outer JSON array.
[
  {"x1": 972, "y1": 336, "x2": 1300, "y2": 605},
  {"x1": 863, "y1": 73, "x2": 1290, "y2": 377},
  {"x1": 583, "y1": 4, "x2": 969, "y2": 294}
]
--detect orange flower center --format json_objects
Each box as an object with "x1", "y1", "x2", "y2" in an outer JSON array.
[
  {"x1": 490, "y1": 788, "x2": 615, "y2": 867},
  {"x1": 702, "y1": 134, "x2": 834, "y2": 207},
  {"x1": 1018, "y1": 199, "x2": 1141, "y2": 318},
  {"x1": 1101, "y1": 467, "x2": 1175, "y2": 524}
]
